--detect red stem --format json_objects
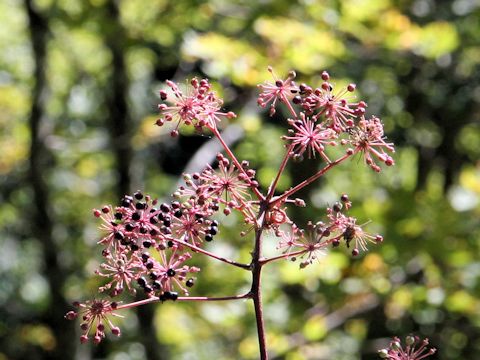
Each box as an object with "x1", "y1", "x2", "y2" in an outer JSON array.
[
  {"x1": 250, "y1": 204, "x2": 268, "y2": 359},
  {"x1": 116, "y1": 297, "x2": 160, "y2": 310},
  {"x1": 270, "y1": 153, "x2": 351, "y2": 206},
  {"x1": 177, "y1": 294, "x2": 251, "y2": 301},
  {"x1": 259, "y1": 248, "x2": 309, "y2": 266},
  {"x1": 170, "y1": 237, "x2": 251, "y2": 270},
  {"x1": 280, "y1": 93, "x2": 298, "y2": 119},
  {"x1": 115, "y1": 293, "x2": 251, "y2": 311},
  {"x1": 266, "y1": 143, "x2": 294, "y2": 202},
  {"x1": 212, "y1": 127, "x2": 265, "y2": 201}
]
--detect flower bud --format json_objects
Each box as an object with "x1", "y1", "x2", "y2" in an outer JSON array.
[
  {"x1": 111, "y1": 327, "x2": 121, "y2": 336},
  {"x1": 406, "y1": 335, "x2": 415, "y2": 346},
  {"x1": 391, "y1": 340, "x2": 401, "y2": 351},
  {"x1": 93, "y1": 335, "x2": 102, "y2": 345},
  {"x1": 64, "y1": 311, "x2": 77, "y2": 320},
  {"x1": 378, "y1": 349, "x2": 388, "y2": 358},
  {"x1": 80, "y1": 335, "x2": 89, "y2": 344},
  {"x1": 294, "y1": 198, "x2": 306, "y2": 207}
]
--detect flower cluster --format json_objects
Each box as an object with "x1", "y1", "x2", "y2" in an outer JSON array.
[
  {"x1": 282, "y1": 113, "x2": 338, "y2": 162},
  {"x1": 258, "y1": 69, "x2": 395, "y2": 171},
  {"x1": 276, "y1": 194, "x2": 383, "y2": 267},
  {"x1": 346, "y1": 116, "x2": 395, "y2": 171},
  {"x1": 68, "y1": 68, "x2": 396, "y2": 353},
  {"x1": 92, "y1": 192, "x2": 203, "y2": 298},
  {"x1": 65, "y1": 300, "x2": 122, "y2": 344},
  {"x1": 176, "y1": 154, "x2": 257, "y2": 214},
  {"x1": 257, "y1": 66, "x2": 298, "y2": 116},
  {"x1": 378, "y1": 336, "x2": 436, "y2": 360},
  {"x1": 156, "y1": 78, "x2": 236, "y2": 136}
]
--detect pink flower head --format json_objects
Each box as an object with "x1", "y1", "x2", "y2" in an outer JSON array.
[
  {"x1": 348, "y1": 115, "x2": 395, "y2": 172},
  {"x1": 283, "y1": 112, "x2": 337, "y2": 161},
  {"x1": 93, "y1": 192, "x2": 203, "y2": 298},
  {"x1": 94, "y1": 205, "x2": 121, "y2": 250},
  {"x1": 275, "y1": 195, "x2": 382, "y2": 262},
  {"x1": 177, "y1": 154, "x2": 257, "y2": 219},
  {"x1": 197, "y1": 154, "x2": 255, "y2": 204},
  {"x1": 157, "y1": 78, "x2": 236, "y2": 136},
  {"x1": 257, "y1": 66, "x2": 299, "y2": 116},
  {"x1": 129, "y1": 244, "x2": 199, "y2": 297},
  {"x1": 142, "y1": 245, "x2": 200, "y2": 296},
  {"x1": 95, "y1": 193, "x2": 168, "y2": 253},
  {"x1": 276, "y1": 224, "x2": 303, "y2": 256},
  {"x1": 326, "y1": 205, "x2": 383, "y2": 256},
  {"x1": 96, "y1": 251, "x2": 143, "y2": 296},
  {"x1": 277, "y1": 222, "x2": 331, "y2": 268},
  {"x1": 65, "y1": 299, "x2": 123, "y2": 344},
  {"x1": 170, "y1": 199, "x2": 216, "y2": 246},
  {"x1": 378, "y1": 336, "x2": 436, "y2": 360},
  {"x1": 300, "y1": 71, "x2": 364, "y2": 132}
]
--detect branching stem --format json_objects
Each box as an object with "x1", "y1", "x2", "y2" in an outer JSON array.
[
  {"x1": 212, "y1": 127, "x2": 265, "y2": 201},
  {"x1": 250, "y1": 202, "x2": 269, "y2": 359},
  {"x1": 170, "y1": 238, "x2": 251, "y2": 270},
  {"x1": 270, "y1": 153, "x2": 351, "y2": 206},
  {"x1": 266, "y1": 143, "x2": 294, "y2": 202},
  {"x1": 116, "y1": 293, "x2": 251, "y2": 311},
  {"x1": 259, "y1": 249, "x2": 309, "y2": 266},
  {"x1": 281, "y1": 94, "x2": 298, "y2": 119}
]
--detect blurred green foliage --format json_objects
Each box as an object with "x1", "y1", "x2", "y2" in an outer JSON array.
[{"x1": 1, "y1": 0, "x2": 479, "y2": 359}]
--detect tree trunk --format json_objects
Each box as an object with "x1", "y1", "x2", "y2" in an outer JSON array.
[{"x1": 25, "y1": 0, "x2": 76, "y2": 358}]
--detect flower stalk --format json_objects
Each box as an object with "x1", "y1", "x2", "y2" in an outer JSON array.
[{"x1": 67, "y1": 68, "x2": 396, "y2": 358}]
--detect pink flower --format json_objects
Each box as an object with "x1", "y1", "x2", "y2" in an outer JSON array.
[
  {"x1": 170, "y1": 199, "x2": 215, "y2": 246},
  {"x1": 142, "y1": 245, "x2": 200, "y2": 295},
  {"x1": 378, "y1": 336, "x2": 436, "y2": 360},
  {"x1": 93, "y1": 192, "x2": 203, "y2": 298},
  {"x1": 276, "y1": 224, "x2": 303, "y2": 256},
  {"x1": 275, "y1": 195, "x2": 383, "y2": 263},
  {"x1": 96, "y1": 251, "x2": 142, "y2": 296},
  {"x1": 283, "y1": 112, "x2": 337, "y2": 161},
  {"x1": 177, "y1": 154, "x2": 257, "y2": 219},
  {"x1": 70, "y1": 68, "x2": 397, "y2": 353},
  {"x1": 276, "y1": 222, "x2": 331, "y2": 268},
  {"x1": 348, "y1": 116, "x2": 395, "y2": 172},
  {"x1": 299, "y1": 71, "x2": 365, "y2": 132},
  {"x1": 157, "y1": 78, "x2": 235, "y2": 136},
  {"x1": 326, "y1": 205, "x2": 383, "y2": 256},
  {"x1": 197, "y1": 154, "x2": 255, "y2": 205},
  {"x1": 65, "y1": 299, "x2": 123, "y2": 344},
  {"x1": 257, "y1": 66, "x2": 299, "y2": 116}
]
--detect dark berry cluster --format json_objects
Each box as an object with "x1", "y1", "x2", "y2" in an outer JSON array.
[{"x1": 93, "y1": 192, "x2": 201, "y2": 298}]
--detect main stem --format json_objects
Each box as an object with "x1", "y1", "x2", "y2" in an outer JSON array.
[{"x1": 251, "y1": 202, "x2": 268, "y2": 360}]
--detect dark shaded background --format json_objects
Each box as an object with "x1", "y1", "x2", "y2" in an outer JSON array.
[{"x1": 1, "y1": 0, "x2": 479, "y2": 359}]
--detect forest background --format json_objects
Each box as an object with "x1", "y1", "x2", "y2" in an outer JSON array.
[{"x1": 1, "y1": 0, "x2": 479, "y2": 359}]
